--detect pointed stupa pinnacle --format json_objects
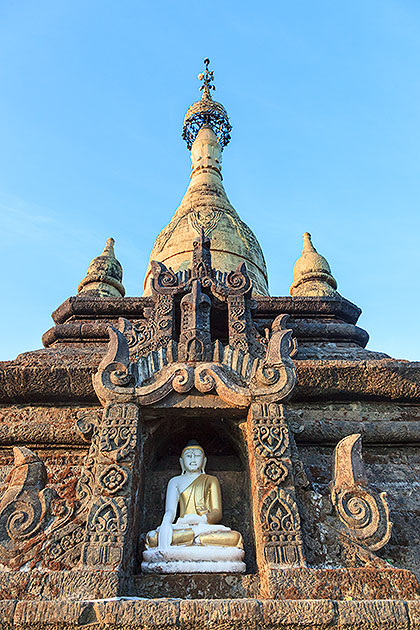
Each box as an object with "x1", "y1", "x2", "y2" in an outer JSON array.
[
  {"x1": 290, "y1": 232, "x2": 339, "y2": 297},
  {"x1": 199, "y1": 58, "x2": 215, "y2": 101},
  {"x1": 143, "y1": 61, "x2": 269, "y2": 297},
  {"x1": 78, "y1": 237, "x2": 125, "y2": 298}
]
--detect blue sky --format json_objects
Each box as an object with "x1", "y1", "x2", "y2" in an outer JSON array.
[{"x1": 0, "y1": 0, "x2": 419, "y2": 361}]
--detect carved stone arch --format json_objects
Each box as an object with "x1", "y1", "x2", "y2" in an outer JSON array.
[
  {"x1": 88, "y1": 496, "x2": 128, "y2": 535},
  {"x1": 260, "y1": 488, "x2": 301, "y2": 534},
  {"x1": 83, "y1": 496, "x2": 128, "y2": 567}
]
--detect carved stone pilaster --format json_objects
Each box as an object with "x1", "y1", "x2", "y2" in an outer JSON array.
[
  {"x1": 179, "y1": 280, "x2": 212, "y2": 361},
  {"x1": 247, "y1": 402, "x2": 305, "y2": 598},
  {"x1": 227, "y1": 294, "x2": 248, "y2": 352},
  {"x1": 81, "y1": 403, "x2": 141, "y2": 572}
]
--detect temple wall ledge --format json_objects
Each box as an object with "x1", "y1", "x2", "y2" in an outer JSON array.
[
  {"x1": 1, "y1": 597, "x2": 418, "y2": 629},
  {"x1": 1, "y1": 359, "x2": 420, "y2": 404}
]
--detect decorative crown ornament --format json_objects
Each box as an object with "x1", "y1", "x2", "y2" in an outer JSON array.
[{"x1": 183, "y1": 58, "x2": 232, "y2": 150}]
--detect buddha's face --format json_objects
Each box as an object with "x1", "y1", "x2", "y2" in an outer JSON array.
[{"x1": 181, "y1": 448, "x2": 205, "y2": 473}]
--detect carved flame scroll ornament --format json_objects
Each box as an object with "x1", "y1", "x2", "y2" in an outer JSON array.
[
  {"x1": 331, "y1": 433, "x2": 392, "y2": 561},
  {"x1": 93, "y1": 232, "x2": 297, "y2": 408},
  {"x1": 0, "y1": 447, "x2": 54, "y2": 567}
]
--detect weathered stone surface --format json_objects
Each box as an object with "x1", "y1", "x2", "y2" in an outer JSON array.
[
  {"x1": 0, "y1": 571, "x2": 122, "y2": 601},
  {"x1": 287, "y1": 401, "x2": 420, "y2": 444},
  {"x1": 2, "y1": 355, "x2": 419, "y2": 404},
  {"x1": 0, "y1": 598, "x2": 415, "y2": 629},
  {"x1": 81, "y1": 403, "x2": 140, "y2": 573},
  {"x1": 406, "y1": 600, "x2": 420, "y2": 629},
  {"x1": 132, "y1": 574, "x2": 259, "y2": 599},
  {"x1": 0, "y1": 568, "x2": 416, "y2": 603},
  {"x1": 331, "y1": 434, "x2": 392, "y2": 560},
  {"x1": 336, "y1": 599, "x2": 409, "y2": 629},
  {"x1": 14, "y1": 600, "x2": 96, "y2": 628},
  {"x1": 260, "y1": 599, "x2": 335, "y2": 629},
  {"x1": 0, "y1": 348, "x2": 99, "y2": 403},
  {"x1": 49, "y1": 295, "x2": 361, "y2": 327},
  {"x1": 2, "y1": 401, "x2": 420, "y2": 449},
  {"x1": 294, "y1": 360, "x2": 420, "y2": 402},
  {"x1": 0, "y1": 405, "x2": 100, "y2": 446},
  {"x1": 0, "y1": 600, "x2": 17, "y2": 630},
  {"x1": 247, "y1": 403, "x2": 305, "y2": 598},
  {"x1": 179, "y1": 599, "x2": 261, "y2": 630},
  {"x1": 95, "y1": 598, "x2": 179, "y2": 628},
  {"x1": 260, "y1": 568, "x2": 419, "y2": 600},
  {"x1": 44, "y1": 293, "x2": 382, "y2": 362},
  {"x1": 301, "y1": 443, "x2": 420, "y2": 580}
]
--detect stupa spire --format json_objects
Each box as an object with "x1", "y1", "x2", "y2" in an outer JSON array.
[
  {"x1": 290, "y1": 232, "x2": 339, "y2": 297},
  {"x1": 144, "y1": 60, "x2": 269, "y2": 297},
  {"x1": 78, "y1": 237, "x2": 125, "y2": 298}
]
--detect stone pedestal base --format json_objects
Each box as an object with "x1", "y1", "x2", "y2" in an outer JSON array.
[
  {"x1": 141, "y1": 546, "x2": 246, "y2": 574},
  {"x1": 4, "y1": 597, "x2": 420, "y2": 629}
]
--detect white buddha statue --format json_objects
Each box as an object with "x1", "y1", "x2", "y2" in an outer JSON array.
[{"x1": 141, "y1": 441, "x2": 246, "y2": 573}]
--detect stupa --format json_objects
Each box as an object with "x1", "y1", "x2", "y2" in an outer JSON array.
[
  {"x1": 0, "y1": 60, "x2": 419, "y2": 629},
  {"x1": 143, "y1": 58, "x2": 269, "y2": 297}
]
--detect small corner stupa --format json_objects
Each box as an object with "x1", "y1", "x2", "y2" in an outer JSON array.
[
  {"x1": 290, "y1": 232, "x2": 339, "y2": 297},
  {"x1": 143, "y1": 58, "x2": 269, "y2": 297},
  {"x1": 78, "y1": 237, "x2": 125, "y2": 298}
]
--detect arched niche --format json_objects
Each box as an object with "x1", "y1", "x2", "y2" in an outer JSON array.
[{"x1": 139, "y1": 412, "x2": 256, "y2": 573}]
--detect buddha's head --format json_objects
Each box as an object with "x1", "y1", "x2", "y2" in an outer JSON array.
[{"x1": 180, "y1": 440, "x2": 207, "y2": 474}]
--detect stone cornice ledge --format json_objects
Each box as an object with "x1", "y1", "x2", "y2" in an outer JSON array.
[
  {"x1": 51, "y1": 295, "x2": 362, "y2": 325},
  {"x1": 3, "y1": 597, "x2": 419, "y2": 629},
  {"x1": 0, "y1": 358, "x2": 419, "y2": 404}
]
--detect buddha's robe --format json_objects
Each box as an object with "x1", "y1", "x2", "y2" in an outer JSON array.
[{"x1": 146, "y1": 474, "x2": 242, "y2": 548}]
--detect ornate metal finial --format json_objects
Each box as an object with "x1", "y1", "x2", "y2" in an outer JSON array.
[
  {"x1": 183, "y1": 58, "x2": 232, "y2": 151},
  {"x1": 198, "y1": 58, "x2": 215, "y2": 100}
]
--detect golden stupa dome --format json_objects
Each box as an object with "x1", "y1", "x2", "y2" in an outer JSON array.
[{"x1": 143, "y1": 60, "x2": 269, "y2": 296}]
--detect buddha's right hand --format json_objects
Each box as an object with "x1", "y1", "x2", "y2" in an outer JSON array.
[
  {"x1": 180, "y1": 513, "x2": 207, "y2": 525},
  {"x1": 157, "y1": 522, "x2": 173, "y2": 549}
]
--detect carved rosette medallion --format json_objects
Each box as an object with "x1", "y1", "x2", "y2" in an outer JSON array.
[
  {"x1": 98, "y1": 465, "x2": 128, "y2": 495},
  {"x1": 263, "y1": 459, "x2": 289, "y2": 484}
]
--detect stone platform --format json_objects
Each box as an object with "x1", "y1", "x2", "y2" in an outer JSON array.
[
  {"x1": 0, "y1": 567, "x2": 417, "y2": 602},
  {"x1": 3, "y1": 597, "x2": 420, "y2": 629}
]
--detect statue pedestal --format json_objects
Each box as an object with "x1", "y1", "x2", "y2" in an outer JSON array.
[{"x1": 141, "y1": 546, "x2": 246, "y2": 574}]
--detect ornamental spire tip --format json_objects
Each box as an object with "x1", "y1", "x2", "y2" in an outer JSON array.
[
  {"x1": 183, "y1": 58, "x2": 232, "y2": 150},
  {"x1": 198, "y1": 57, "x2": 215, "y2": 100}
]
